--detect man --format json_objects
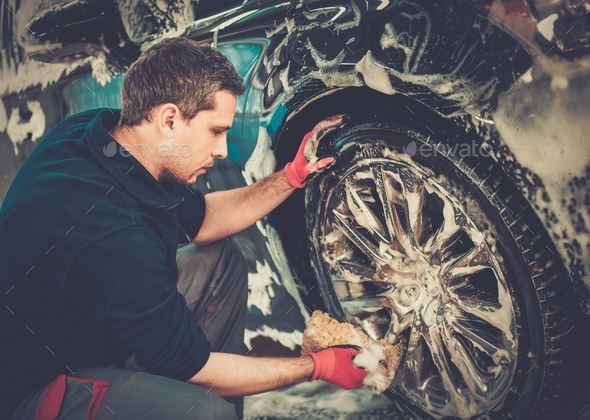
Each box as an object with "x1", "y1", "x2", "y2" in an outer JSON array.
[{"x1": 0, "y1": 38, "x2": 366, "y2": 419}]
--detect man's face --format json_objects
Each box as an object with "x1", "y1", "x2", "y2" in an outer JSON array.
[{"x1": 161, "y1": 90, "x2": 237, "y2": 185}]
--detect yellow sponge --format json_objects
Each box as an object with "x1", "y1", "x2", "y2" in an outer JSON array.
[{"x1": 302, "y1": 310, "x2": 406, "y2": 393}]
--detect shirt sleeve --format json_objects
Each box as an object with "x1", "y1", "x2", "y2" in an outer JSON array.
[
  {"x1": 174, "y1": 185, "x2": 206, "y2": 244},
  {"x1": 65, "y1": 225, "x2": 210, "y2": 381}
]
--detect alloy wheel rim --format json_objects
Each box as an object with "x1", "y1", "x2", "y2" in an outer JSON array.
[{"x1": 318, "y1": 153, "x2": 518, "y2": 418}]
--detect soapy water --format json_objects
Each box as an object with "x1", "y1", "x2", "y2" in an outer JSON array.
[
  {"x1": 493, "y1": 59, "x2": 590, "y2": 309},
  {"x1": 298, "y1": 1, "x2": 499, "y2": 117},
  {"x1": 244, "y1": 380, "x2": 398, "y2": 418},
  {"x1": 4, "y1": 100, "x2": 46, "y2": 156},
  {"x1": 241, "y1": 125, "x2": 310, "y2": 346},
  {"x1": 350, "y1": 334, "x2": 396, "y2": 394}
]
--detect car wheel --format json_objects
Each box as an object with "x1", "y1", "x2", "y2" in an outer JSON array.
[{"x1": 305, "y1": 119, "x2": 574, "y2": 418}]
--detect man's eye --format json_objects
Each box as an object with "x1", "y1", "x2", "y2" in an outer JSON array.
[{"x1": 213, "y1": 130, "x2": 223, "y2": 136}]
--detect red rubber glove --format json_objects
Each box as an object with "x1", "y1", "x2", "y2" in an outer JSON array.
[
  {"x1": 307, "y1": 346, "x2": 368, "y2": 390},
  {"x1": 284, "y1": 115, "x2": 345, "y2": 188}
]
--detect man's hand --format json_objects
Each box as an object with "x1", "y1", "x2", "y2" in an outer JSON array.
[
  {"x1": 308, "y1": 346, "x2": 368, "y2": 390},
  {"x1": 284, "y1": 115, "x2": 345, "y2": 188}
]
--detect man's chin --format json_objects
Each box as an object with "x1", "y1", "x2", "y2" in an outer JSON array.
[
  {"x1": 160, "y1": 171, "x2": 196, "y2": 186},
  {"x1": 180, "y1": 174, "x2": 198, "y2": 185},
  {"x1": 185, "y1": 170, "x2": 203, "y2": 185}
]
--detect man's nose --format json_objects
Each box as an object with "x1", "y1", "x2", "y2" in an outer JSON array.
[{"x1": 212, "y1": 137, "x2": 228, "y2": 160}]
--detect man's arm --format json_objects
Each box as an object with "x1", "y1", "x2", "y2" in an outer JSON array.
[
  {"x1": 193, "y1": 115, "x2": 345, "y2": 244},
  {"x1": 189, "y1": 353, "x2": 314, "y2": 396},
  {"x1": 193, "y1": 170, "x2": 294, "y2": 244},
  {"x1": 189, "y1": 347, "x2": 366, "y2": 396}
]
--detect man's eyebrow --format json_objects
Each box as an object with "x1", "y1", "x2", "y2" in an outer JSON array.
[{"x1": 212, "y1": 126, "x2": 231, "y2": 131}]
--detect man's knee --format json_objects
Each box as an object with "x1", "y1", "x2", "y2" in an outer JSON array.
[
  {"x1": 92, "y1": 368, "x2": 238, "y2": 420},
  {"x1": 179, "y1": 238, "x2": 246, "y2": 269},
  {"x1": 217, "y1": 238, "x2": 248, "y2": 281},
  {"x1": 208, "y1": 239, "x2": 248, "y2": 305},
  {"x1": 177, "y1": 239, "x2": 247, "y2": 288},
  {"x1": 176, "y1": 239, "x2": 248, "y2": 315}
]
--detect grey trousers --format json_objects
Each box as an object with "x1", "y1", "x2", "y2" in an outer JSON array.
[{"x1": 11, "y1": 239, "x2": 249, "y2": 420}]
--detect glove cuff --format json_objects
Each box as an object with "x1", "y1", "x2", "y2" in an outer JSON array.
[
  {"x1": 307, "y1": 352, "x2": 322, "y2": 382},
  {"x1": 284, "y1": 162, "x2": 306, "y2": 188}
]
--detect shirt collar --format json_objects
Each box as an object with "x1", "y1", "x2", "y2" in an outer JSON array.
[{"x1": 86, "y1": 109, "x2": 184, "y2": 211}]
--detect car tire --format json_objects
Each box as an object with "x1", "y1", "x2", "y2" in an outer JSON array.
[{"x1": 305, "y1": 118, "x2": 575, "y2": 418}]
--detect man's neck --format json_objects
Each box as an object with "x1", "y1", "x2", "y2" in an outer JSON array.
[{"x1": 108, "y1": 123, "x2": 161, "y2": 181}]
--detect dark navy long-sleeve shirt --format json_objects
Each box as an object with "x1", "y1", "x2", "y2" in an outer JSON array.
[{"x1": 0, "y1": 109, "x2": 211, "y2": 417}]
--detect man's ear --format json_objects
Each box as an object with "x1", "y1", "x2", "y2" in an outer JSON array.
[{"x1": 155, "y1": 103, "x2": 180, "y2": 138}]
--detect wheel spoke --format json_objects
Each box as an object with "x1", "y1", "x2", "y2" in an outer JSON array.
[
  {"x1": 337, "y1": 259, "x2": 376, "y2": 279},
  {"x1": 345, "y1": 185, "x2": 389, "y2": 243},
  {"x1": 406, "y1": 181, "x2": 431, "y2": 248},
  {"x1": 447, "y1": 273, "x2": 503, "y2": 312},
  {"x1": 371, "y1": 166, "x2": 393, "y2": 237},
  {"x1": 340, "y1": 295, "x2": 392, "y2": 312},
  {"x1": 371, "y1": 166, "x2": 414, "y2": 257},
  {"x1": 446, "y1": 264, "x2": 490, "y2": 282},
  {"x1": 436, "y1": 228, "x2": 473, "y2": 264},
  {"x1": 420, "y1": 324, "x2": 496, "y2": 417},
  {"x1": 387, "y1": 304, "x2": 414, "y2": 339},
  {"x1": 456, "y1": 293, "x2": 502, "y2": 313},
  {"x1": 421, "y1": 326, "x2": 465, "y2": 401},
  {"x1": 455, "y1": 294, "x2": 502, "y2": 312},
  {"x1": 399, "y1": 331, "x2": 452, "y2": 411},
  {"x1": 427, "y1": 196, "x2": 469, "y2": 262},
  {"x1": 330, "y1": 209, "x2": 391, "y2": 264},
  {"x1": 402, "y1": 328, "x2": 429, "y2": 389},
  {"x1": 444, "y1": 242, "x2": 492, "y2": 273},
  {"x1": 443, "y1": 332, "x2": 492, "y2": 396},
  {"x1": 453, "y1": 298, "x2": 502, "y2": 330},
  {"x1": 406, "y1": 324, "x2": 423, "y2": 355},
  {"x1": 340, "y1": 296, "x2": 394, "y2": 340},
  {"x1": 442, "y1": 242, "x2": 499, "y2": 307},
  {"x1": 436, "y1": 196, "x2": 460, "y2": 241},
  {"x1": 446, "y1": 274, "x2": 470, "y2": 292},
  {"x1": 451, "y1": 318, "x2": 507, "y2": 360}
]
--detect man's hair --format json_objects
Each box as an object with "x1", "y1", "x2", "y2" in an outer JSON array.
[{"x1": 120, "y1": 37, "x2": 245, "y2": 126}]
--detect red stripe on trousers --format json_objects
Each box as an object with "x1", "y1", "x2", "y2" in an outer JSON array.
[{"x1": 34, "y1": 374, "x2": 110, "y2": 420}]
